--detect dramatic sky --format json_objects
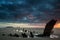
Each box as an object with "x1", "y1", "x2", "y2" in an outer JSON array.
[{"x1": 0, "y1": 0, "x2": 60, "y2": 28}]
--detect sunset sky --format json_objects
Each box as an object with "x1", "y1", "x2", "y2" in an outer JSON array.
[
  {"x1": 0, "y1": 22, "x2": 60, "y2": 28},
  {"x1": 0, "y1": 0, "x2": 60, "y2": 28}
]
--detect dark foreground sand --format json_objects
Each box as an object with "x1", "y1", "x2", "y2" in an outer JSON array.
[
  {"x1": 0, "y1": 36, "x2": 60, "y2": 40},
  {"x1": 0, "y1": 28, "x2": 60, "y2": 40}
]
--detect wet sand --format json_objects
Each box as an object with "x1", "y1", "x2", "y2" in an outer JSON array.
[{"x1": 0, "y1": 28, "x2": 60, "y2": 40}]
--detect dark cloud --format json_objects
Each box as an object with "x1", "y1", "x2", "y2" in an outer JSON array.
[{"x1": 0, "y1": 0, "x2": 60, "y2": 23}]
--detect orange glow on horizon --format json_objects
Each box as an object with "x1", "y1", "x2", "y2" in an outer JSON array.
[{"x1": 54, "y1": 23, "x2": 60, "y2": 28}]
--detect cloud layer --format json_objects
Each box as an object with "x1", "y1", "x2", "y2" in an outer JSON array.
[{"x1": 0, "y1": 0, "x2": 60, "y2": 23}]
